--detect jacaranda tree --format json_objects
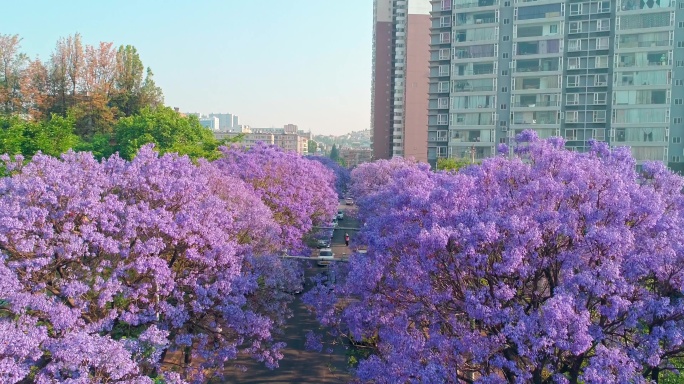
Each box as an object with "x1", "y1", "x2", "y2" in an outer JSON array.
[
  {"x1": 305, "y1": 131, "x2": 684, "y2": 383},
  {"x1": 215, "y1": 143, "x2": 338, "y2": 253},
  {"x1": 0, "y1": 145, "x2": 316, "y2": 383},
  {"x1": 305, "y1": 155, "x2": 351, "y2": 197}
]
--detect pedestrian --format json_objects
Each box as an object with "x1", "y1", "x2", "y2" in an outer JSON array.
[{"x1": 345, "y1": 233, "x2": 350, "y2": 246}]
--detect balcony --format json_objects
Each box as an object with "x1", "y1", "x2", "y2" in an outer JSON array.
[
  {"x1": 512, "y1": 100, "x2": 560, "y2": 108},
  {"x1": 453, "y1": 0, "x2": 497, "y2": 9},
  {"x1": 618, "y1": 40, "x2": 671, "y2": 49},
  {"x1": 454, "y1": 12, "x2": 497, "y2": 27},
  {"x1": 620, "y1": 0, "x2": 674, "y2": 12}
]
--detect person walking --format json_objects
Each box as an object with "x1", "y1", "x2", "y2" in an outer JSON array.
[{"x1": 344, "y1": 233, "x2": 350, "y2": 246}]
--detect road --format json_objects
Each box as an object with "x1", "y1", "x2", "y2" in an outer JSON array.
[{"x1": 218, "y1": 201, "x2": 359, "y2": 383}]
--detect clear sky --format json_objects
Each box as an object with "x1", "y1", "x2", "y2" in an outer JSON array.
[{"x1": 4, "y1": 0, "x2": 372, "y2": 136}]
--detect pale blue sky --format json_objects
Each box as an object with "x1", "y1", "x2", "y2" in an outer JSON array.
[{"x1": 4, "y1": 0, "x2": 372, "y2": 135}]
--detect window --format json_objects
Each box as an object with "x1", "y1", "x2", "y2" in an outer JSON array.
[
  {"x1": 595, "y1": 74, "x2": 608, "y2": 86},
  {"x1": 595, "y1": 56, "x2": 609, "y2": 68},
  {"x1": 504, "y1": 1, "x2": 510, "y2": 6},
  {"x1": 438, "y1": 81, "x2": 449, "y2": 92},
  {"x1": 502, "y1": 86, "x2": 508, "y2": 92},
  {"x1": 673, "y1": 156, "x2": 681, "y2": 162},
  {"x1": 440, "y1": 16, "x2": 450, "y2": 27},
  {"x1": 568, "y1": 39, "x2": 583, "y2": 51},
  {"x1": 598, "y1": 1, "x2": 610, "y2": 12},
  {"x1": 676, "y1": 98, "x2": 683, "y2": 105},
  {"x1": 597, "y1": 19, "x2": 610, "y2": 31},
  {"x1": 675, "y1": 118, "x2": 683, "y2": 124},
  {"x1": 441, "y1": 0, "x2": 451, "y2": 11},
  {"x1": 440, "y1": 32, "x2": 451, "y2": 43},
  {"x1": 594, "y1": 110, "x2": 606, "y2": 122},
  {"x1": 679, "y1": 41, "x2": 684, "y2": 48},
  {"x1": 438, "y1": 97, "x2": 449, "y2": 109},
  {"x1": 568, "y1": 57, "x2": 580, "y2": 69},
  {"x1": 549, "y1": 24, "x2": 559, "y2": 34},
  {"x1": 569, "y1": 21, "x2": 582, "y2": 33},
  {"x1": 439, "y1": 48, "x2": 450, "y2": 60},
  {"x1": 503, "y1": 35, "x2": 510, "y2": 41},
  {"x1": 566, "y1": 93, "x2": 579, "y2": 105},
  {"x1": 504, "y1": 19, "x2": 510, "y2": 25},
  {"x1": 439, "y1": 65, "x2": 449, "y2": 76},
  {"x1": 594, "y1": 92, "x2": 607, "y2": 105},
  {"x1": 565, "y1": 129, "x2": 577, "y2": 140},
  {"x1": 567, "y1": 75, "x2": 579, "y2": 87},
  {"x1": 680, "y1": 21, "x2": 684, "y2": 28},
  {"x1": 501, "y1": 104, "x2": 508, "y2": 109},
  {"x1": 596, "y1": 37, "x2": 609, "y2": 50},
  {"x1": 677, "y1": 79, "x2": 684, "y2": 86},
  {"x1": 500, "y1": 120, "x2": 507, "y2": 126},
  {"x1": 566, "y1": 111, "x2": 579, "y2": 122},
  {"x1": 502, "y1": 70, "x2": 509, "y2": 76},
  {"x1": 437, "y1": 114, "x2": 449, "y2": 125},
  {"x1": 678, "y1": 60, "x2": 684, "y2": 67},
  {"x1": 570, "y1": 3, "x2": 582, "y2": 15},
  {"x1": 503, "y1": 53, "x2": 509, "y2": 59},
  {"x1": 674, "y1": 136, "x2": 682, "y2": 143}
]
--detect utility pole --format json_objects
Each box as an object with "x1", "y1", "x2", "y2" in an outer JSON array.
[{"x1": 470, "y1": 146, "x2": 475, "y2": 164}]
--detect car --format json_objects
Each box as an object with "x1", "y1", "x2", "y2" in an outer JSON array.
[
  {"x1": 316, "y1": 237, "x2": 331, "y2": 249},
  {"x1": 336, "y1": 210, "x2": 344, "y2": 220},
  {"x1": 317, "y1": 248, "x2": 335, "y2": 266},
  {"x1": 345, "y1": 198, "x2": 354, "y2": 205},
  {"x1": 331, "y1": 219, "x2": 338, "y2": 228}
]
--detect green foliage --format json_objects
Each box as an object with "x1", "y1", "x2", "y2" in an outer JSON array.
[
  {"x1": 436, "y1": 157, "x2": 474, "y2": 172},
  {"x1": 661, "y1": 359, "x2": 684, "y2": 383},
  {"x1": 113, "y1": 107, "x2": 222, "y2": 160},
  {"x1": 0, "y1": 114, "x2": 80, "y2": 157},
  {"x1": 308, "y1": 139, "x2": 317, "y2": 154},
  {"x1": 330, "y1": 144, "x2": 339, "y2": 161}
]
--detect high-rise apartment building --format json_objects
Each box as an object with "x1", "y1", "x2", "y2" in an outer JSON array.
[
  {"x1": 428, "y1": 0, "x2": 684, "y2": 170},
  {"x1": 372, "y1": 0, "x2": 432, "y2": 162}
]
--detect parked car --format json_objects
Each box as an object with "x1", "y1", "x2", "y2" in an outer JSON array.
[
  {"x1": 316, "y1": 237, "x2": 331, "y2": 249},
  {"x1": 317, "y1": 248, "x2": 335, "y2": 266},
  {"x1": 337, "y1": 210, "x2": 344, "y2": 220},
  {"x1": 345, "y1": 198, "x2": 354, "y2": 205}
]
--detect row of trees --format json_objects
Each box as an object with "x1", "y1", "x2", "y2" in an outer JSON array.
[
  {"x1": 305, "y1": 132, "x2": 684, "y2": 383},
  {"x1": 0, "y1": 107, "x2": 232, "y2": 161},
  {"x1": 0, "y1": 143, "x2": 340, "y2": 383},
  {"x1": 0, "y1": 34, "x2": 227, "y2": 162},
  {"x1": 1, "y1": 34, "x2": 162, "y2": 133}
]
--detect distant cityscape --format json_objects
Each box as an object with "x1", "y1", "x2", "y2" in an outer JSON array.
[{"x1": 175, "y1": 108, "x2": 373, "y2": 167}]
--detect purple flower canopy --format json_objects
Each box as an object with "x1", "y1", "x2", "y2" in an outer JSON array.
[
  {"x1": 0, "y1": 143, "x2": 338, "y2": 383},
  {"x1": 305, "y1": 131, "x2": 684, "y2": 383}
]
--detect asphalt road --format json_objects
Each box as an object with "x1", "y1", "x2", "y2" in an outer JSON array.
[{"x1": 218, "y1": 201, "x2": 359, "y2": 383}]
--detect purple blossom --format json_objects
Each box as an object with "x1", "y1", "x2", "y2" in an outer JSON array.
[
  {"x1": 306, "y1": 131, "x2": 684, "y2": 382},
  {"x1": 0, "y1": 144, "x2": 326, "y2": 382}
]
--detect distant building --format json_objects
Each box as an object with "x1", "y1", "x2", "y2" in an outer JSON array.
[
  {"x1": 340, "y1": 148, "x2": 373, "y2": 167},
  {"x1": 199, "y1": 116, "x2": 220, "y2": 131},
  {"x1": 215, "y1": 124, "x2": 310, "y2": 155},
  {"x1": 232, "y1": 115, "x2": 239, "y2": 128},
  {"x1": 372, "y1": 0, "x2": 431, "y2": 162},
  {"x1": 208, "y1": 113, "x2": 234, "y2": 130}
]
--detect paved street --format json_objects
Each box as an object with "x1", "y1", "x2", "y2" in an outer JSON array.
[{"x1": 218, "y1": 201, "x2": 359, "y2": 383}]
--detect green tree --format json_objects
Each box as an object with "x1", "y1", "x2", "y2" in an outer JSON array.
[
  {"x1": 436, "y1": 157, "x2": 473, "y2": 172},
  {"x1": 308, "y1": 139, "x2": 317, "y2": 154},
  {"x1": 112, "y1": 106, "x2": 221, "y2": 160},
  {"x1": 0, "y1": 114, "x2": 80, "y2": 157},
  {"x1": 330, "y1": 144, "x2": 339, "y2": 161}
]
